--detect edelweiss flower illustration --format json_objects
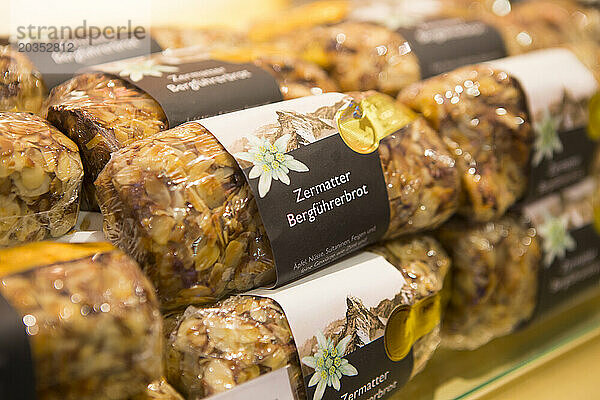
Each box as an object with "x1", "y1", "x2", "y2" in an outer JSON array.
[
  {"x1": 301, "y1": 332, "x2": 358, "y2": 400},
  {"x1": 537, "y1": 215, "x2": 576, "y2": 266},
  {"x1": 119, "y1": 60, "x2": 178, "y2": 82},
  {"x1": 533, "y1": 110, "x2": 563, "y2": 166},
  {"x1": 235, "y1": 134, "x2": 309, "y2": 198}
]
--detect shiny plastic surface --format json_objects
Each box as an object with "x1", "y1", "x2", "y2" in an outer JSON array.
[
  {"x1": 437, "y1": 217, "x2": 541, "y2": 350},
  {"x1": 399, "y1": 64, "x2": 532, "y2": 222},
  {"x1": 164, "y1": 235, "x2": 449, "y2": 399},
  {"x1": 0, "y1": 46, "x2": 47, "y2": 114},
  {"x1": 275, "y1": 21, "x2": 420, "y2": 95},
  {"x1": 0, "y1": 242, "x2": 163, "y2": 400},
  {"x1": 43, "y1": 49, "x2": 339, "y2": 208},
  {"x1": 95, "y1": 94, "x2": 459, "y2": 309},
  {"x1": 131, "y1": 379, "x2": 185, "y2": 400},
  {"x1": 0, "y1": 112, "x2": 83, "y2": 246}
]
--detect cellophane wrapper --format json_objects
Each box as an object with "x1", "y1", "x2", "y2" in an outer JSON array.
[
  {"x1": 95, "y1": 96, "x2": 459, "y2": 310},
  {"x1": 0, "y1": 46, "x2": 47, "y2": 114},
  {"x1": 454, "y1": 0, "x2": 600, "y2": 79},
  {"x1": 0, "y1": 112, "x2": 83, "y2": 246},
  {"x1": 43, "y1": 51, "x2": 338, "y2": 208},
  {"x1": 398, "y1": 64, "x2": 533, "y2": 222},
  {"x1": 437, "y1": 217, "x2": 541, "y2": 350},
  {"x1": 0, "y1": 242, "x2": 164, "y2": 399},
  {"x1": 164, "y1": 235, "x2": 450, "y2": 399},
  {"x1": 151, "y1": 27, "x2": 248, "y2": 51},
  {"x1": 274, "y1": 21, "x2": 421, "y2": 95},
  {"x1": 131, "y1": 379, "x2": 184, "y2": 400}
]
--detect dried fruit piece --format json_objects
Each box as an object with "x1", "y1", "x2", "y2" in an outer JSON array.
[
  {"x1": 96, "y1": 98, "x2": 459, "y2": 309},
  {"x1": 399, "y1": 64, "x2": 533, "y2": 222},
  {"x1": 165, "y1": 236, "x2": 449, "y2": 399},
  {"x1": 0, "y1": 112, "x2": 83, "y2": 246},
  {"x1": 0, "y1": 46, "x2": 47, "y2": 114},
  {"x1": 0, "y1": 242, "x2": 163, "y2": 400},
  {"x1": 437, "y1": 217, "x2": 541, "y2": 350}
]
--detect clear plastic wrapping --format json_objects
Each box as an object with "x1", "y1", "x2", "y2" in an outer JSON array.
[
  {"x1": 0, "y1": 46, "x2": 47, "y2": 114},
  {"x1": 274, "y1": 21, "x2": 421, "y2": 95},
  {"x1": 0, "y1": 242, "x2": 164, "y2": 399},
  {"x1": 0, "y1": 112, "x2": 83, "y2": 246},
  {"x1": 398, "y1": 64, "x2": 533, "y2": 222},
  {"x1": 95, "y1": 96, "x2": 459, "y2": 310},
  {"x1": 453, "y1": 0, "x2": 600, "y2": 78},
  {"x1": 164, "y1": 235, "x2": 449, "y2": 399},
  {"x1": 131, "y1": 379, "x2": 184, "y2": 400},
  {"x1": 436, "y1": 217, "x2": 541, "y2": 350},
  {"x1": 43, "y1": 50, "x2": 339, "y2": 207}
]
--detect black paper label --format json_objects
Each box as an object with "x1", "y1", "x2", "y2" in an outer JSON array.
[
  {"x1": 0, "y1": 293, "x2": 36, "y2": 400},
  {"x1": 95, "y1": 57, "x2": 284, "y2": 128},
  {"x1": 535, "y1": 225, "x2": 600, "y2": 315},
  {"x1": 521, "y1": 178, "x2": 600, "y2": 320},
  {"x1": 16, "y1": 36, "x2": 161, "y2": 89},
  {"x1": 248, "y1": 251, "x2": 419, "y2": 400},
  {"x1": 488, "y1": 49, "x2": 600, "y2": 204},
  {"x1": 247, "y1": 134, "x2": 389, "y2": 285},
  {"x1": 201, "y1": 93, "x2": 392, "y2": 287},
  {"x1": 397, "y1": 18, "x2": 507, "y2": 79},
  {"x1": 304, "y1": 338, "x2": 412, "y2": 400},
  {"x1": 524, "y1": 126, "x2": 596, "y2": 200}
]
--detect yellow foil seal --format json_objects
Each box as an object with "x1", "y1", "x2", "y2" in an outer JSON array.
[
  {"x1": 588, "y1": 92, "x2": 600, "y2": 140},
  {"x1": 336, "y1": 93, "x2": 417, "y2": 154},
  {"x1": 0, "y1": 241, "x2": 116, "y2": 278},
  {"x1": 384, "y1": 293, "x2": 441, "y2": 361}
]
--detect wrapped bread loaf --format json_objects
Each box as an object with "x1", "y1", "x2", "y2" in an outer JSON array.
[
  {"x1": 0, "y1": 242, "x2": 163, "y2": 400},
  {"x1": 0, "y1": 46, "x2": 46, "y2": 114},
  {"x1": 0, "y1": 112, "x2": 83, "y2": 246},
  {"x1": 457, "y1": 0, "x2": 599, "y2": 56},
  {"x1": 437, "y1": 217, "x2": 541, "y2": 350},
  {"x1": 165, "y1": 236, "x2": 450, "y2": 399},
  {"x1": 275, "y1": 21, "x2": 420, "y2": 95},
  {"x1": 44, "y1": 52, "x2": 338, "y2": 207},
  {"x1": 95, "y1": 95, "x2": 459, "y2": 310},
  {"x1": 477, "y1": 1, "x2": 568, "y2": 55},
  {"x1": 399, "y1": 64, "x2": 532, "y2": 222}
]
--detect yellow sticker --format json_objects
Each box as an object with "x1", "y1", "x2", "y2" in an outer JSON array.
[
  {"x1": 0, "y1": 241, "x2": 115, "y2": 278},
  {"x1": 336, "y1": 93, "x2": 416, "y2": 154},
  {"x1": 588, "y1": 92, "x2": 600, "y2": 140},
  {"x1": 384, "y1": 293, "x2": 441, "y2": 361}
]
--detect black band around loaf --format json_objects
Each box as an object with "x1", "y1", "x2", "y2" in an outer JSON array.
[
  {"x1": 397, "y1": 18, "x2": 507, "y2": 79},
  {"x1": 114, "y1": 59, "x2": 284, "y2": 128}
]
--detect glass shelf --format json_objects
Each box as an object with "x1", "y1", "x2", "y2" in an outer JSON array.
[{"x1": 392, "y1": 289, "x2": 600, "y2": 400}]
